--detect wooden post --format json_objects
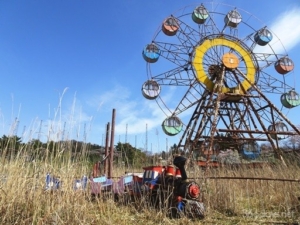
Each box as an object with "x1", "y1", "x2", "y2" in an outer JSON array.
[
  {"x1": 108, "y1": 109, "x2": 116, "y2": 178},
  {"x1": 104, "y1": 122, "x2": 110, "y2": 175}
]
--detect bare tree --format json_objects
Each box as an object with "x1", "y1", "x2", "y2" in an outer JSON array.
[{"x1": 283, "y1": 125, "x2": 300, "y2": 151}]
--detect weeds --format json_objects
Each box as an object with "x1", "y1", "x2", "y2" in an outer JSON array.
[{"x1": 1, "y1": 151, "x2": 300, "y2": 224}]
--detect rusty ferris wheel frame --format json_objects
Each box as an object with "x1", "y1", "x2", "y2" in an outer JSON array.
[{"x1": 141, "y1": 2, "x2": 300, "y2": 162}]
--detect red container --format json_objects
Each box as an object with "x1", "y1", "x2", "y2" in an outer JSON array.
[
  {"x1": 165, "y1": 165, "x2": 176, "y2": 176},
  {"x1": 175, "y1": 168, "x2": 182, "y2": 178}
]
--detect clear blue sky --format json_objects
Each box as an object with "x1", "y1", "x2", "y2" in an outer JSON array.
[{"x1": 0, "y1": 0, "x2": 299, "y2": 152}]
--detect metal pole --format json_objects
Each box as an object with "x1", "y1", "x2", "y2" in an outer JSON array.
[{"x1": 108, "y1": 109, "x2": 116, "y2": 178}]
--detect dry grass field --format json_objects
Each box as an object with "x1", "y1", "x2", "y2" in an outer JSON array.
[{"x1": 1, "y1": 152, "x2": 300, "y2": 225}]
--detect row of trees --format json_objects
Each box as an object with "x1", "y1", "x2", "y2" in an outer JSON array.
[
  {"x1": 1, "y1": 129, "x2": 300, "y2": 166},
  {"x1": 0, "y1": 135, "x2": 97, "y2": 160},
  {"x1": 0, "y1": 135, "x2": 171, "y2": 168}
]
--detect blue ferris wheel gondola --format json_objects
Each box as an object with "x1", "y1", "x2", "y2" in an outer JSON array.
[
  {"x1": 254, "y1": 27, "x2": 273, "y2": 46},
  {"x1": 142, "y1": 43, "x2": 160, "y2": 63},
  {"x1": 241, "y1": 142, "x2": 261, "y2": 160}
]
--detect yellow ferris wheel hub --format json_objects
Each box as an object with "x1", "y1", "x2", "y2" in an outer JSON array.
[
  {"x1": 222, "y1": 52, "x2": 239, "y2": 69},
  {"x1": 192, "y1": 37, "x2": 256, "y2": 94}
]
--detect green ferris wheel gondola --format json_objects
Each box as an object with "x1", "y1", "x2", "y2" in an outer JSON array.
[
  {"x1": 192, "y1": 5, "x2": 209, "y2": 24},
  {"x1": 162, "y1": 116, "x2": 183, "y2": 136},
  {"x1": 281, "y1": 89, "x2": 300, "y2": 108}
]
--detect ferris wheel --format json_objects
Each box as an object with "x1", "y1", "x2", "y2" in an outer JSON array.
[{"x1": 141, "y1": 2, "x2": 300, "y2": 160}]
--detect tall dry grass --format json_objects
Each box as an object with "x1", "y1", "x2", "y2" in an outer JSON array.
[{"x1": 1, "y1": 152, "x2": 300, "y2": 224}]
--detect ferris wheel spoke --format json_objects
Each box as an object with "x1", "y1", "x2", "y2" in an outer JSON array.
[
  {"x1": 202, "y1": 13, "x2": 222, "y2": 36},
  {"x1": 153, "y1": 41, "x2": 191, "y2": 66},
  {"x1": 171, "y1": 81, "x2": 207, "y2": 116},
  {"x1": 202, "y1": 55, "x2": 219, "y2": 67},
  {"x1": 175, "y1": 17, "x2": 205, "y2": 47},
  {"x1": 253, "y1": 53, "x2": 286, "y2": 69},
  {"x1": 255, "y1": 70, "x2": 294, "y2": 94},
  {"x1": 204, "y1": 45, "x2": 224, "y2": 64},
  {"x1": 150, "y1": 66, "x2": 195, "y2": 86},
  {"x1": 154, "y1": 41, "x2": 191, "y2": 55}
]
